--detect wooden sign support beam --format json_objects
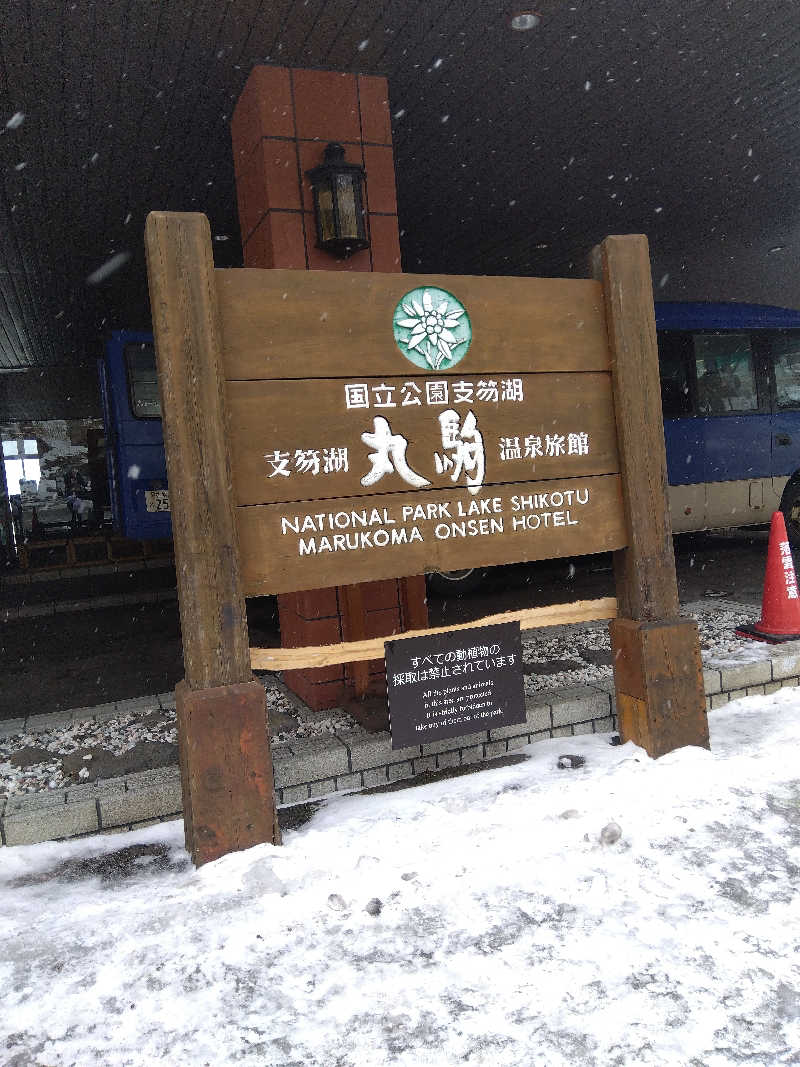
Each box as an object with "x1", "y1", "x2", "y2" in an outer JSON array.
[
  {"x1": 593, "y1": 235, "x2": 709, "y2": 757},
  {"x1": 145, "y1": 211, "x2": 280, "y2": 865}
]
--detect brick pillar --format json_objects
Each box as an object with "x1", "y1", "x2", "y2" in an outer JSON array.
[{"x1": 231, "y1": 66, "x2": 428, "y2": 711}]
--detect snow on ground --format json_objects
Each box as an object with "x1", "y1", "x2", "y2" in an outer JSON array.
[{"x1": 3, "y1": 691, "x2": 800, "y2": 1066}]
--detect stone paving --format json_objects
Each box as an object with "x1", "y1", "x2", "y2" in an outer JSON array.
[{"x1": 4, "y1": 643, "x2": 800, "y2": 848}]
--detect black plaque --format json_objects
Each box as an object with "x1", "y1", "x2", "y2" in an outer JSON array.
[{"x1": 385, "y1": 621, "x2": 525, "y2": 749}]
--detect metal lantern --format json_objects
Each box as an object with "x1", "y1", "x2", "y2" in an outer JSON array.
[{"x1": 306, "y1": 142, "x2": 369, "y2": 257}]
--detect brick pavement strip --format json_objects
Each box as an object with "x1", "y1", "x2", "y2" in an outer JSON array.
[
  {"x1": 3, "y1": 654, "x2": 800, "y2": 844},
  {"x1": 338, "y1": 729, "x2": 420, "y2": 771},
  {"x1": 3, "y1": 792, "x2": 99, "y2": 846},
  {"x1": 272, "y1": 736, "x2": 349, "y2": 788},
  {"x1": 99, "y1": 769, "x2": 182, "y2": 829},
  {"x1": 719, "y1": 660, "x2": 771, "y2": 691}
]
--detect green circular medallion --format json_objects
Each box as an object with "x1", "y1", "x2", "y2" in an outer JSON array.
[{"x1": 392, "y1": 287, "x2": 472, "y2": 370}]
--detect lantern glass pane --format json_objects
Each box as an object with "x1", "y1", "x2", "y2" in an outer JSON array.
[
  {"x1": 335, "y1": 174, "x2": 360, "y2": 239},
  {"x1": 317, "y1": 184, "x2": 336, "y2": 243}
]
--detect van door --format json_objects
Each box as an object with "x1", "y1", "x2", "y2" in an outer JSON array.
[
  {"x1": 658, "y1": 330, "x2": 705, "y2": 532},
  {"x1": 769, "y1": 330, "x2": 800, "y2": 509},
  {"x1": 693, "y1": 332, "x2": 772, "y2": 529}
]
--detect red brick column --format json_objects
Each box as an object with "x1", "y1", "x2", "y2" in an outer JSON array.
[{"x1": 231, "y1": 66, "x2": 428, "y2": 711}]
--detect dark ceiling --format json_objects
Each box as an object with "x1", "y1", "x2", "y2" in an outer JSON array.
[{"x1": 1, "y1": 0, "x2": 799, "y2": 377}]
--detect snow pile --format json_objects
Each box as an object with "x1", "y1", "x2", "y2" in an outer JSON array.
[{"x1": 3, "y1": 691, "x2": 800, "y2": 1066}]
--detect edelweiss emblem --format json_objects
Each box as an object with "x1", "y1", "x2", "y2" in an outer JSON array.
[{"x1": 392, "y1": 287, "x2": 472, "y2": 370}]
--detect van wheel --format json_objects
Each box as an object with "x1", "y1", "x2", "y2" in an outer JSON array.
[
  {"x1": 426, "y1": 568, "x2": 484, "y2": 596},
  {"x1": 780, "y1": 478, "x2": 800, "y2": 548}
]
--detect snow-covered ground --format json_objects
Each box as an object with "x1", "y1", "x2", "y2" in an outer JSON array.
[{"x1": 3, "y1": 691, "x2": 799, "y2": 1066}]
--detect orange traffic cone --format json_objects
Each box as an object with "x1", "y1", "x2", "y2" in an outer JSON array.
[{"x1": 736, "y1": 511, "x2": 800, "y2": 643}]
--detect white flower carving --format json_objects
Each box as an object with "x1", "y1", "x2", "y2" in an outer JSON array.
[{"x1": 396, "y1": 290, "x2": 467, "y2": 369}]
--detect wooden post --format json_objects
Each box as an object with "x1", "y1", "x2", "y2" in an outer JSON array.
[
  {"x1": 593, "y1": 235, "x2": 709, "y2": 757},
  {"x1": 145, "y1": 211, "x2": 279, "y2": 864}
]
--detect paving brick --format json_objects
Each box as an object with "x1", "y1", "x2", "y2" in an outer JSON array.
[
  {"x1": 422, "y1": 731, "x2": 487, "y2": 756},
  {"x1": 728, "y1": 688, "x2": 747, "y2": 702},
  {"x1": 488, "y1": 715, "x2": 533, "y2": 741},
  {"x1": 506, "y1": 734, "x2": 530, "y2": 753},
  {"x1": 25, "y1": 709, "x2": 75, "y2": 733},
  {"x1": 702, "y1": 668, "x2": 722, "y2": 695},
  {"x1": 551, "y1": 686, "x2": 612, "y2": 728},
  {"x1": 572, "y1": 721, "x2": 594, "y2": 736},
  {"x1": 591, "y1": 716, "x2": 615, "y2": 735},
  {"x1": 338, "y1": 729, "x2": 419, "y2": 771},
  {"x1": 362, "y1": 767, "x2": 389, "y2": 788},
  {"x1": 100, "y1": 774, "x2": 182, "y2": 828},
  {"x1": 719, "y1": 660, "x2": 771, "y2": 691},
  {"x1": 334, "y1": 773, "x2": 362, "y2": 793},
  {"x1": 746, "y1": 684, "x2": 766, "y2": 696},
  {"x1": 522, "y1": 694, "x2": 553, "y2": 733},
  {"x1": 484, "y1": 740, "x2": 508, "y2": 758},
  {"x1": 551, "y1": 725, "x2": 574, "y2": 738},
  {"x1": 711, "y1": 692, "x2": 730, "y2": 708},
  {"x1": 271, "y1": 736, "x2": 349, "y2": 788},
  {"x1": 387, "y1": 761, "x2": 413, "y2": 783},
  {"x1": 781, "y1": 676, "x2": 800, "y2": 689},
  {"x1": 3, "y1": 797, "x2": 99, "y2": 846},
  {"x1": 764, "y1": 681, "x2": 782, "y2": 695},
  {"x1": 280, "y1": 784, "x2": 311, "y2": 805},
  {"x1": 115, "y1": 695, "x2": 160, "y2": 718},
  {"x1": 460, "y1": 745, "x2": 485, "y2": 765},
  {"x1": 92, "y1": 702, "x2": 122, "y2": 723},
  {"x1": 5, "y1": 790, "x2": 66, "y2": 815},
  {"x1": 124, "y1": 765, "x2": 181, "y2": 790},
  {"x1": 705, "y1": 696, "x2": 712, "y2": 712},
  {"x1": 435, "y1": 750, "x2": 460, "y2": 770},
  {"x1": 65, "y1": 779, "x2": 126, "y2": 804},
  {"x1": 770, "y1": 648, "x2": 800, "y2": 680},
  {"x1": 309, "y1": 778, "x2": 337, "y2": 799},
  {"x1": 0, "y1": 717, "x2": 25, "y2": 739},
  {"x1": 412, "y1": 755, "x2": 437, "y2": 775}
]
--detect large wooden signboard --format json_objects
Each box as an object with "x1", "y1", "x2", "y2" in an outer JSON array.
[
  {"x1": 145, "y1": 212, "x2": 710, "y2": 867},
  {"x1": 216, "y1": 270, "x2": 626, "y2": 593}
]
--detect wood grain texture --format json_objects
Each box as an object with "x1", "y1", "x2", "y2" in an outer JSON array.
[
  {"x1": 144, "y1": 211, "x2": 252, "y2": 689},
  {"x1": 236, "y1": 475, "x2": 627, "y2": 595},
  {"x1": 592, "y1": 235, "x2": 679, "y2": 620},
  {"x1": 251, "y1": 597, "x2": 619, "y2": 670},
  {"x1": 176, "y1": 680, "x2": 280, "y2": 864},
  {"x1": 226, "y1": 372, "x2": 619, "y2": 506},
  {"x1": 610, "y1": 618, "x2": 710, "y2": 757},
  {"x1": 216, "y1": 269, "x2": 610, "y2": 379}
]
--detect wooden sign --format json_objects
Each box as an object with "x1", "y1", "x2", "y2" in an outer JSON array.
[
  {"x1": 216, "y1": 269, "x2": 627, "y2": 594},
  {"x1": 144, "y1": 211, "x2": 710, "y2": 870}
]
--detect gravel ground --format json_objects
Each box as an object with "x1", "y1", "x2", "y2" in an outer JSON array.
[{"x1": 0, "y1": 600, "x2": 772, "y2": 800}]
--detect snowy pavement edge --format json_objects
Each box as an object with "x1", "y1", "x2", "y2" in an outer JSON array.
[{"x1": 4, "y1": 643, "x2": 800, "y2": 848}]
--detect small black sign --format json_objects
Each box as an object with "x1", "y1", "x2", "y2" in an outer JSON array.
[{"x1": 385, "y1": 621, "x2": 526, "y2": 749}]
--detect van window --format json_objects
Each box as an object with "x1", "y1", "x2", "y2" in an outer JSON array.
[
  {"x1": 694, "y1": 333, "x2": 757, "y2": 414},
  {"x1": 772, "y1": 332, "x2": 800, "y2": 410},
  {"x1": 125, "y1": 343, "x2": 161, "y2": 418}
]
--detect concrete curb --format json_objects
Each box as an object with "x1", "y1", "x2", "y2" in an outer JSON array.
[{"x1": 3, "y1": 642, "x2": 800, "y2": 847}]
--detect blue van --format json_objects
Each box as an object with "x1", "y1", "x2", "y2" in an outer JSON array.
[
  {"x1": 99, "y1": 301, "x2": 800, "y2": 561},
  {"x1": 99, "y1": 331, "x2": 171, "y2": 540},
  {"x1": 656, "y1": 302, "x2": 800, "y2": 545}
]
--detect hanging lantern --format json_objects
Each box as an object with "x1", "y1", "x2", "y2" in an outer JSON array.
[{"x1": 306, "y1": 142, "x2": 370, "y2": 257}]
